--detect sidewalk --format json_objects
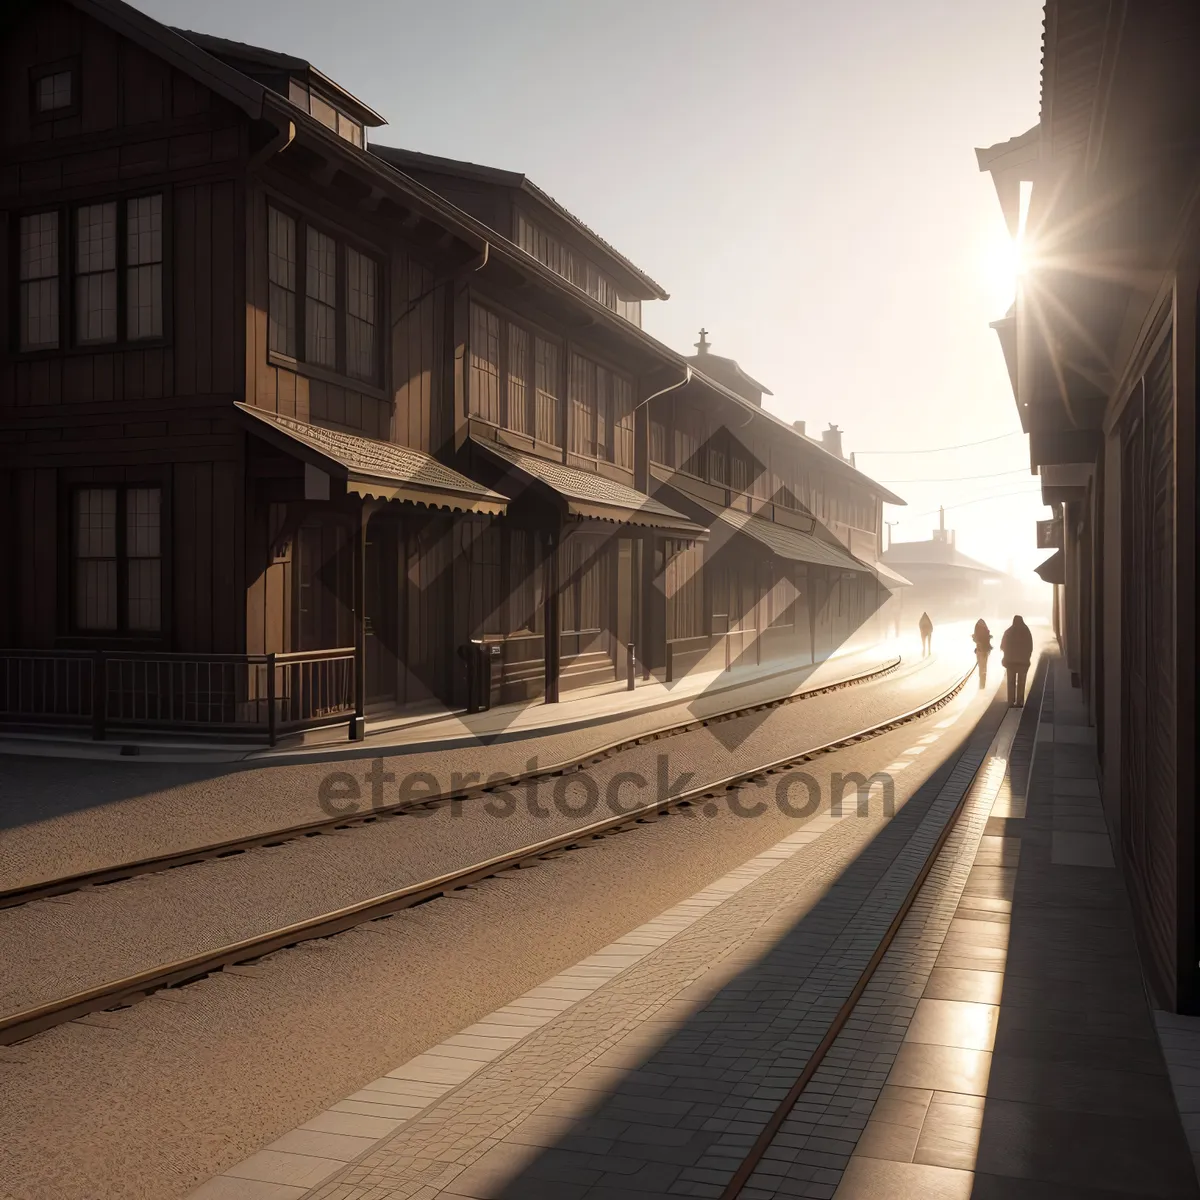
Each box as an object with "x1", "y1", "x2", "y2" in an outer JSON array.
[
  {"x1": 184, "y1": 649, "x2": 1199, "y2": 1199},
  {"x1": 0, "y1": 634, "x2": 924, "y2": 767}
]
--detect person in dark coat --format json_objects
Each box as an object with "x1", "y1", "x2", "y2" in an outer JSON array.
[
  {"x1": 1001, "y1": 615, "x2": 1033, "y2": 707},
  {"x1": 919, "y1": 612, "x2": 933, "y2": 657},
  {"x1": 972, "y1": 619, "x2": 992, "y2": 688}
]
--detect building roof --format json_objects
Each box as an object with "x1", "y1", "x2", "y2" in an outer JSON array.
[
  {"x1": 172, "y1": 27, "x2": 387, "y2": 126},
  {"x1": 881, "y1": 538, "x2": 1000, "y2": 574},
  {"x1": 474, "y1": 439, "x2": 707, "y2": 537},
  {"x1": 236, "y1": 405, "x2": 508, "y2": 515},
  {"x1": 873, "y1": 561, "x2": 913, "y2": 589},
  {"x1": 709, "y1": 508, "x2": 873, "y2": 575},
  {"x1": 685, "y1": 330, "x2": 773, "y2": 400},
  {"x1": 369, "y1": 145, "x2": 668, "y2": 301}
]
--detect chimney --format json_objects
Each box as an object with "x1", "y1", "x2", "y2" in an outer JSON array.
[
  {"x1": 793, "y1": 420, "x2": 806, "y2": 437},
  {"x1": 821, "y1": 423, "x2": 844, "y2": 460},
  {"x1": 694, "y1": 328, "x2": 710, "y2": 356}
]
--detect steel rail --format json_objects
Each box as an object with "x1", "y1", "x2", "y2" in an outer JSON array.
[
  {"x1": 0, "y1": 660, "x2": 975, "y2": 1048},
  {"x1": 719, "y1": 653, "x2": 1049, "y2": 1198},
  {"x1": 0, "y1": 655, "x2": 904, "y2": 911}
]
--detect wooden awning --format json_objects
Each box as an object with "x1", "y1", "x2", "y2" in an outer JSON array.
[
  {"x1": 472, "y1": 438, "x2": 708, "y2": 538},
  {"x1": 872, "y1": 561, "x2": 913, "y2": 590},
  {"x1": 708, "y1": 507, "x2": 874, "y2": 575},
  {"x1": 236, "y1": 404, "x2": 508, "y2": 515},
  {"x1": 1034, "y1": 549, "x2": 1065, "y2": 585}
]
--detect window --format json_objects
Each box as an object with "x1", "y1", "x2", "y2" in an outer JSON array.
[
  {"x1": 709, "y1": 432, "x2": 728, "y2": 486},
  {"x1": 674, "y1": 405, "x2": 704, "y2": 477},
  {"x1": 36, "y1": 70, "x2": 72, "y2": 113},
  {"x1": 268, "y1": 207, "x2": 296, "y2": 357},
  {"x1": 306, "y1": 228, "x2": 337, "y2": 368},
  {"x1": 568, "y1": 351, "x2": 633, "y2": 465},
  {"x1": 17, "y1": 194, "x2": 165, "y2": 351},
  {"x1": 267, "y1": 206, "x2": 381, "y2": 382},
  {"x1": 507, "y1": 323, "x2": 531, "y2": 435},
  {"x1": 535, "y1": 337, "x2": 561, "y2": 446},
  {"x1": 345, "y1": 247, "x2": 377, "y2": 382},
  {"x1": 612, "y1": 374, "x2": 634, "y2": 469},
  {"x1": 287, "y1": 78, "x2": 364, "y2": 148},
  {"x1": 469, "y1": 303, "x2": 501, "y2": 424},
  {"x1": 651, "y1": 415, "x2": 669, "y2": 466},
  {"x1": 514, "y1": 207, "x2": 643, "y2": 326},
  {"x1": 73, "y1": 486, "x2": 162, "y2": 634},
  {"x1": 665, "y1": 540, "x2": 703, "y2": 639},
  {"x1": 126, "y1": 194, "x2": 163, "y2": 341},
  {"x1": 19, "y1": 212, "x2": 59, "y2": 350},
  {"x1": 75, "y1": 202, "x2": 117, "y2": 344},
  {"x1": 569, "y1": 353, "x2": 597, "y2": 457}
]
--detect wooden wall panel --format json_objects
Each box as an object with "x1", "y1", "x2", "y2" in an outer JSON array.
[
  {"x1": 16, "y1": 469, "x2": 57, "y2": 646},
  {"x1": 391, "y1": 257, "x2": 441, "y2": 453}
]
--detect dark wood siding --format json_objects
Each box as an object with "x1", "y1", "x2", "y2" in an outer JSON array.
[
  {"x1": 244, "y1": 185, "x2": 390, "y2": 437},
  {"x1": 1121, "y1": 330, "x2": 1177, "y2": 1004},
  {"x1": 391, "y1": 256, "x2": 443, "y2": 453}
]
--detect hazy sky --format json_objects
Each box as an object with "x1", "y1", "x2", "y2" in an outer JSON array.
[{"x1": 143, "y1": 0, "x2": 1048, "y2": 577}]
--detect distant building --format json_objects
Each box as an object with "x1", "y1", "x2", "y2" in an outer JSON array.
[{"x1": 880, "y1": 509, "x2": 1011, "y2": 624}]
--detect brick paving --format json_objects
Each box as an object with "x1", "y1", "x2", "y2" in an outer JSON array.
[{"x1": 189, "y1": 649, "x2": 1198, "y2": 1200}]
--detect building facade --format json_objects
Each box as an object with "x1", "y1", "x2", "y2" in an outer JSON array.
[
  {"x1": 977, "y1": 0, "x2": 1200, "y2": 1011},
  {"x1": 1, "y1": 0, "x2": 904, "y2": 743}
]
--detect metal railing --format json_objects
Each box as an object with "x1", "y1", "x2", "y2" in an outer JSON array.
[{"x1": 0, "y1": 648, "x2": 356, "y2": 745}]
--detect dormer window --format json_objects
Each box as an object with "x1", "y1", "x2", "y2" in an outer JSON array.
[{"x1": 288, "y1": 78, "x2": 364, "y2": 148}]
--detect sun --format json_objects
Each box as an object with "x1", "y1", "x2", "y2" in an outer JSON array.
[{"x1": 982, "y1": 226, "x2": 1029, "y2": 309}]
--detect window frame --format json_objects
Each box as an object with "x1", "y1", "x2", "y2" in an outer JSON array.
[
  {"x1": 63, "y1": 479, "x2": 169, "y2": 643},
  {"x1": 29, "y1": 58, "x2": 80, "y2": 122},
  {"x1": 9, "y1": 189, "x2": 170, "y2": 357},
  {"x1": 265, "y1": 198, "x2": 385, "y2": 391},
  {"x1": 466, "y1": 297, "x2": 566, "y2": 451}
]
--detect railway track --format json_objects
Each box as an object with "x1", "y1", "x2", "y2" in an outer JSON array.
[
  {"x1": 0, "y1": 654, "x2": 906, "y2": 911},
  {"x1": 0, "y1": 658, "x2": 976, "y2": 1048}
]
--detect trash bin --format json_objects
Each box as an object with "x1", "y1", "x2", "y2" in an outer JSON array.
[{"x1": 458, "y1": 640, "x2": 500, "y2": 713}]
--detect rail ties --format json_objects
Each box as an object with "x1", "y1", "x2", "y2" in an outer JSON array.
[{"x1": 0, "y1": 661, "x2": 974, "y2": 1049}]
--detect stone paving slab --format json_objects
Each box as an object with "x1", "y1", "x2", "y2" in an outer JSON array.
[
  {"x1": 797, "y1": 657, "x2": 1199, "y2": 1200},
  {"x1": 185, "y1": 661, "x2": 1010, "y2": 1200}
]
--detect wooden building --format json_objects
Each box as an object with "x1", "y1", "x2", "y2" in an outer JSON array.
[
  {"x1": 976, "y1": 0, "x2": 1200, "y2": 1010},
  {"x1": 1, "y1": 0, "x2": 904, "y2": 742}
]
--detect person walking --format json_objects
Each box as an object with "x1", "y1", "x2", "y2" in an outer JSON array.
[
  {"x1": 972, "y1": 618, "x2": 992, "y2": 688},
  {"x1": 1001, "y1": 615, "x2": 1033, "y2": 707},
  {"x1": 919, "y1": 611, "x2": 933, "y2": 658}
]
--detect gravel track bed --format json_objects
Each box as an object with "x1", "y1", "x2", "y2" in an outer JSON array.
[
  {"x1": 0, "y1": 644, "x2": 949, "y2": 892},
  {"x1": 0, "y1": 653, "x2": 968, "y2": 1017},
  {"x1": 0, "y1": 674, "x2": 999, "y2": 1200}
]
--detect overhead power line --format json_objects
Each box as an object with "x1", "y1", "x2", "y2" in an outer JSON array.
[
  {"x1": 900, "y1": 487, "x2": 1047, "y2": 521},
  {"x1": 855, "y1": 432, "x2": 1023, "y2": 455},
  {"x1": 877, "y1": 468, "x2": 1029, "y2": 485}
]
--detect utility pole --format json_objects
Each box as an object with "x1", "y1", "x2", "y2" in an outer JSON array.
[{"x1": 885, "y1": 520, "x2": 899, "y2": 551}]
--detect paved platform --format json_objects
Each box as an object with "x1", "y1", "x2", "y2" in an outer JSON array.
[
  {"x1": 0, "y1": 631, "x2": 933, "y2": 766},
  {"x1": 184, "y1": 648, "x2": 1200, "y2": 1200}
]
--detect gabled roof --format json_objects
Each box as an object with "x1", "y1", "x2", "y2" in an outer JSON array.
[
  {"x1": 881, "y1": 538, "x2": 999, "y2": 574},
  {"x1": 63, "y1": 0, "x2": 267, "y2": 119},
  {"x1": 369, "y1": 145, "x2": 669, "y2": 301},
  {"x1": 685, "y1": 350, "x2": 774, "y2": 400},
  {"x1": 172, "y1": 27, "x2": 387, "y2": 126}
]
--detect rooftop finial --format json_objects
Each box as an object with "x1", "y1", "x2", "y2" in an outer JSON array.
[{"x1": 695, "y1": 328, "x2": 710, "y2": 355}]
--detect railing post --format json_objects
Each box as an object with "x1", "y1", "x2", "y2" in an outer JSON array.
[
  {"x1": 626, "y1": 642, "x2": 635, "y2": 691},
  {"x1": 266, "y1": 653, "x2": 277, "y2": 747},
  {"x1": 756, "y1": 626, "x2": 762, "y2": 666},
  {"x1": 725, "y1": 632, "x2": 732, "y2": 673},
  {"x1": 91, "y1": 651, "x2": 106, "y2": 741},
  {"x1": 665, "y1": 641, "x2": 674, "y2": 685}
]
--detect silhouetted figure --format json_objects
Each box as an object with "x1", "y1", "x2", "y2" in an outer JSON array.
[
  {"x1": 973, "y1": 619, "x2": 992, "y2": 688},
  {"x1": 919, "y1": 612, "x2": 933, "y2": 658},
  {"x1": 1001, "y1": 615, "x2": 1033, "y2": 707}
]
